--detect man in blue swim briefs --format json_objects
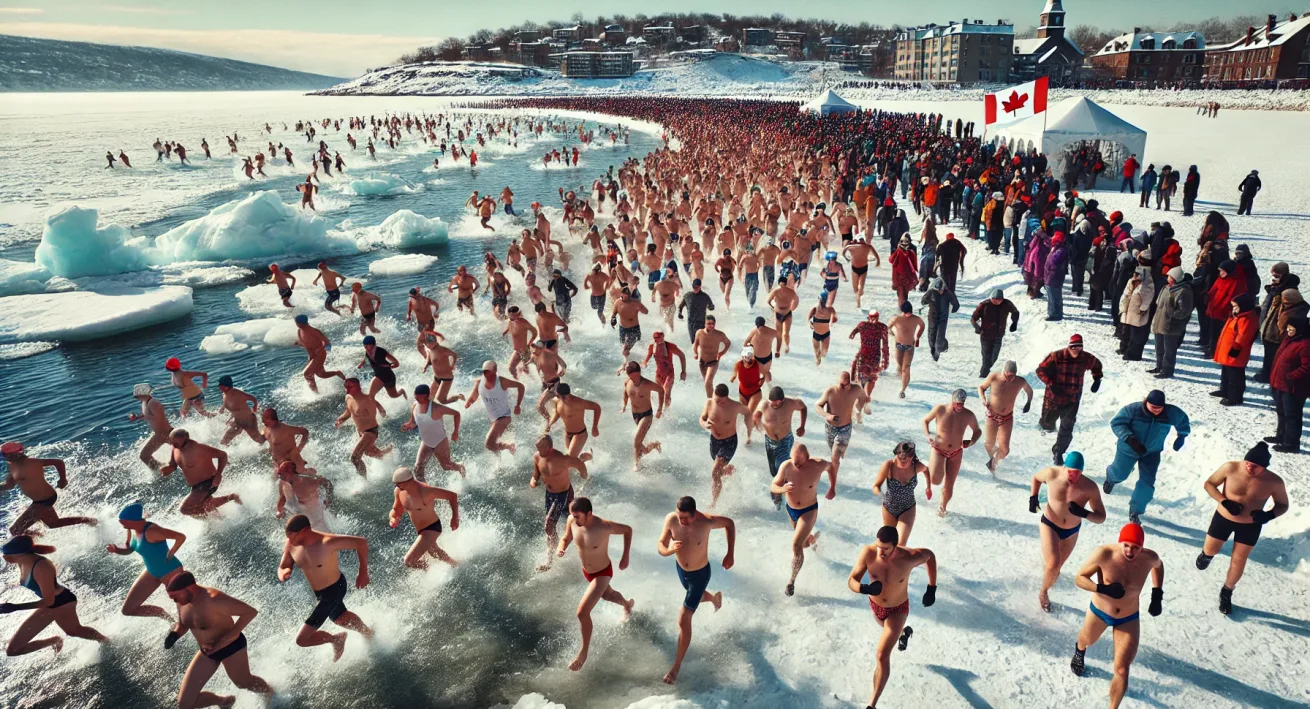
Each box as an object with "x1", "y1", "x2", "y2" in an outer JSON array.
[
  {"x1": 700, "y1": 383, "x2": 750, "y2": 509},
  {"x1": 1070, "y1": 522, "x2": 1164, "y2": 709},
  {"x1": 1029, "y1": 452, "x2": 1106, "y2": 613},
  {"x1": 769, "y1": 444, "x2": 833, "y2": 597},
  {"x1": 656, "y1": 496, "x2": 734, "y2": 686}
]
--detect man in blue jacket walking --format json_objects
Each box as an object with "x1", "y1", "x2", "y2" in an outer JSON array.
[{"x1": 1104, "y1": 389, "x2": 1190, "y2": 523}]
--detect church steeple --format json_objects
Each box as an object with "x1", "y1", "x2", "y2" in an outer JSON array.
[{"x1": 1038, "y1": 0, "x2": 1066, "y2": 39}]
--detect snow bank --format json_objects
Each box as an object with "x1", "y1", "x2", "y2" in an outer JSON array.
[
  {"x1": 150, "y1": 191, "x2": 357, "y2": 264},
  {"x1": 34, "y1": 206, "x2": 150, "y2": 278},
  {"x1": 356, "y1": 209, "x2": 449, "y2": 248},
  {"x1": 341, "y1": 172, "x2": 422, "y2": 196},
  {"x1": 0, "y1": 258, "x2": 51, "y2": 296},
  {"x1": 200, "y1": 317, "x2": 299, "y2": 354},
  {"x1": 0, "y1": 286, "x2": 193, "y2": 344},
  {"x1": 368, "y1": 253, "x2": 438, "y2": 277}
]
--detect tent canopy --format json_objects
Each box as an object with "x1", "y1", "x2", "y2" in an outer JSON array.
[
  {"x1": 803, "y1": 90, "x2": 859, "y2": 116},
  {"x1": 992, "y1": 97, "x2": 1147, "y2": 179}
]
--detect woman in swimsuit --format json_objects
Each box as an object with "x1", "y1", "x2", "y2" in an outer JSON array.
[
  {"x1": 165, "y1": 357, "x2": 214, "y2": 418},
  {"x1": 820, "y1": 252, "x2": 847, "y2": 308},
  {"x1": 807, "y1": 293, "x2": 837, "y2": 366},
  {"x1": 873, "y1": 441, "x2": 932, "y2": 546},
  {"x1": 1, "y1": 535, "x2": 108, "y2": 655},
  {"x1": 106, "y1": 502, "x2": 186, "y2": 621}
]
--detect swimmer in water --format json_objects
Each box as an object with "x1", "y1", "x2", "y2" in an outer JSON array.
[
  {"x1": 275, "y1": 460, "x2": 333, "y2": 531},
  {"x1": 161, "y1": 429, "x2": 241, "y2": 517},
  {"x1": 1, "y1": 442, "x2": 97, "y2": 536},
  {"x1": 359, "y1": 336, "x2": 406, "y2": 400},
  {"x1": 1, "y1": 536, "x2": 109, "y2": 655},
  {"x1": 215, "y1": 376, "x2": 266, "y2": 446},
  {"x1": 389, "y1": 467, "x2": 459, "y2": 569},
  {"x1": 164, "y1": 357, "x2": 215, "y2": 418},
  {"x1": 769, "y1": 444, "x2": 833, "y2": 596},
  {"x1": 164, "y1": 572, "x2": 274, "y2": 707},
  {"x1": 400, "y1": 384, "x2": 465, "y2": 481},
  {"x1": 313, "y1": 262, "x2": 345, "y2": 314},
  {"x1": 294, "y1": 315, "x2": 346, "y2": 393},
  {"x1": 656, "y1": 496, "x2": 734, "y2": 685},
  {"x1": 277, "y1": 514, "x2": 374, "y2": 661},
  {"x1": 531, "y1": 435, "x2": 588, "y2": 572},
  {"x1": 105, "y1": 502, "x2": 186, "y2": 622},
  {"x1": 464, "y1": 360, "x2": 525, "y2": 455},
  {"x1": 267, "y1": 263, "x2": 296, "y2": 308},
  {"x1": 556, "y1": 497, "x2": 635, "y2": 671},
  {"x1": 334, "y1": 378, "x2": 393, "y2": 477},
  {"x1": 349, "y1": 282, "x2": 382, "y2": 335},
  {"x1": 129, "y1": 382, "x2": 172, "y2": 471}
]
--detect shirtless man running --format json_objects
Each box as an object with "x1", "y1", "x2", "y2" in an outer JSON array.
[
  {"x1": 700, "y1": 383, "x2": 750, "y2": 508},
  {"x1": 583, "y1": 265, "x2": 612, "y2": 324},
  {"x1": 294, "y1": 315, "x2": 346, "y2": 393},
  {"x1": 349, "y1": 283, "x2": 381, "y2": 335},
  {"x1": 503, "y1": 306, "x2": 539, "y2": 379},
  {"x1": 610, "y1": 289, "x2": 649, "y2": 359},
  {"x1": 262, "y1": 407, "x2": 312, "y2": 475},
  {"x1": 129, "y1": 383, "x2": 171, "y2": 471},
  {"x1": 656, "y1": 496, "x2": 734, "y2": 685},
  {"x1": 162, "y1": 430, "x2": 241, "y2": 517},
  {"x1": 334, "y1": 378, "x2": 392, "y2": 477},
  {"x1": 766, "y1": 276, "x2": 800, "y2": 354},
  {"x1": 267, "y1": 263, "x2": 296, "y2": 308},
  {"x1": 312, "y1": 262, "x2": 346, "y2": 315},
  {"x1": 548, "y1": 383, "x2": 601, "y2": 463},
  {"x1": 743, "y1": 317, "x2": 781, "y2": 383},
  {"x1": 449, "y1": 266, "x2": 481, "y2": 315},
  {"x1": 406, "y1": 287, "x2": 440, "y2": 332},
  {"x1": 216, "y1": 376, "x2": 265, "y2": 445},
  {"x1": 389, "y1": 467, "x2": 459, "y2": 569},
  {"x1": 842, "y1": 237, "x2": 881, "y2": 309},
  {"x1": 816, "y1": 371, "x2": 870, "y2": 481},
  {"x1": 1069, "y1": 523, "x2": 1164, "y2": 709},
  {"x1": 621, "y1": 361, "x2": 665, "y2": 469},
  {"x1": 531, "y1": 435, "x2": 589, "y2": 572},
  {"x1": 1, "y1": 443, "x2": 96, "y2": 536},
  {"x1": 165, "y1": 573, "x2": 274, "y2": 708},
  {"x1": 692, "y1": 316, "x2": 731, "y2": 399},
  {"x1": 1030, "y1": 452, "x2": 1107, "y2": 612},
  {"x1": 978, "y1": 361, "x2": 1033, "y2": 472},
  {"x1": 277, "y1": 515, "x2": 373, "y2": 661},
  {"x1": 847, "y1": 526, "x2": 937, "y2": 709},
  {"x1": 557, "y1": 497, "x2": 635, "y2": 671},
  {"x1": 887, "y1": 302, "x2": 925, "y2": 399},
  {"x1": 770, "y1": 444, "x2": 833, "y2": 596},
  {"x1": 922, "y1": 389, "x2": 981, "y2": 517}
]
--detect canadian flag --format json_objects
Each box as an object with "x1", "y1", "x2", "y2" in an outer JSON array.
[{"x1": 984, "y1": 76, "x2": 1049, "y2": 126}]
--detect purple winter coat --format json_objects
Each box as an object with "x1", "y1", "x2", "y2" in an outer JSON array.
[
  {"x1": 1044, "y1": 244, "x2": 1070, "y2": 287},
  {"x1": 1023, "y1": 229, "x2": 1050, "y2": 287}
]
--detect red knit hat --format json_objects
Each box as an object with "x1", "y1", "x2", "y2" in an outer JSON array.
[
  {"x1": 1119, "y1": 523, "x2": 1145, "y2": 546},
  {"x1": 1069, "y1": 334, "x2": 1084, "y2": 347}
]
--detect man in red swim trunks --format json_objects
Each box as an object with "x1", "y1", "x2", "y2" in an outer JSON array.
[
  {"x1": 556, "y1": 496, "x2": 634, "y2": 671},
  {"x1": 731, "y1": 347, "x2": 765, "y2": 411},
  {"x1": 848, "y1": 310, "x2": 890, "y2": 395},
  {"x1": 922, "y1": 389, "x2": 981, "y2": 517},
  {"x1": 641, "y1": 329, "x2": 687, "y2": 406},
  {"x1": 848, "y1": 526, "x2": 937, "y2": 709}
]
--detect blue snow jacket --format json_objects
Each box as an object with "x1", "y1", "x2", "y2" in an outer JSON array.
[{"x1": 1110, "y1": 402, "x2": 1191, "y2": 454}]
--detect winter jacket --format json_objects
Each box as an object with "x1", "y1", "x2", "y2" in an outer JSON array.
[
  {"x1": 1119, "y1": 270, "x2": 1155, "y2": 327},
  {"x1": 1271, "y1": 334, "x2": 1310, "y2": 397},
  {"x1": 1238, "y1": 174, "x2": 1262, "y2": 197},
  {"x1": 1003, "y1": 202, "x2": 1026, "y2": 229},
  {"x1": 1044, "y1": 243, "x2": 1070, "y2": 287},
  {"x1": 1122, "y1": 157, "x2": 1139, "y2": 177},
  {"x1": 886, "y1": 210, "x2": 911, "y2": 243},
  {"x1": 920, "y1": 286, "x2": 959, "y2": 324},
  {"x1": 1259, "y1": 272, "x2": 1294, "y2": 327},
  {"x1": 888, "y1": 246, "x2": 918, "y2": 285},
  {"x1": 1110, "y1": 402, "x2": 1190, "y2": 454},
  {"x1": 1205, "y1": 273, "x2": 1246, "y2": 320},
  {"x1": 1215, "y1": 307, "x2": 1259, "y2": 367},
  {"x1": 1140, "y1": 170, "x2": 1157, "y2": 194},
  {"x1": 1268, "y1": 289, "x2": 1308, "y2": 344},
  {"x1": 971, "y1": 298, "x2": 1019, "y2": 340},
  {"x1": 923, "y1": 182, "x2": 940, "y2": 207},
  {"x1": 1035, "y1": 349, "x2": 1104, "y2": 406},
  {"x1": 936, "y1": 238, "x2": 967, "y2": 277},
  {"x1": 1183, "y1": 170, "x2": 1200, "y2": 199},
  {"x1": 1151, "y1": 278, "x2": 1195, "y2": 336},
  {"x1": 1024, "y1": 230, "x2": 1050, "y2": 285},
  {"x1": 1233, "y1": 252, "x2": 1261, "y2": 296},
  {"x1": 1089, "y1": 246, "x2": 1116, "y2": 291},
  {"x1": 1156, "y1": 239, "x2": 1182, "y2": 281}
]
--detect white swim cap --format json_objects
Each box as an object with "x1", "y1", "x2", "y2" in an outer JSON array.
[
  {"x1": 392, "y1": 467, "x2": 415, "y2": 483},
  {"x1": 133, "y1": 383, "x2": 153, "y2": 397}
]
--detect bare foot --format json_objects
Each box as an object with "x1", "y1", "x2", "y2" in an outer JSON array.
[
  {"x1": 937, "y1": 505, "x2": 948, "y2": 518},
  {"x1": 536, "y1": 561, "x2": 553, "y2": 573},
  {"x1": 506, "y1": 443, "x2": 518, "y2": 455},
  {"x1": 1039, "y1": 590, "x2": 1052, "y2": 613},
  {"x1": 622, "y1": 599, "x2": 635, "y2": 621},
  {"x1": 569, "y1": 648, "x2": 588, "y2": 671},
  {"x1": 663, "y1": 667, "x2": 680, "y2": 685},
  {"x1": 306, "y1": 380, "x2": 319, "y2": 393},
  {"x1": 711, "y1": 591, "x2": 723, "y2": 611},
  {"x1": 330, "y1": 632, "x2": 347, "y2": 662},
  {"x1": 230, "y1": 494, "x2": 243, "y2": 506},
  {"x1": 723, "y1": 465, "x2": 735, "y2": 477},
  {"x1": 216, "y1": 695, "x2": 237, "y2": 708},
  {"x1": 51, "y1": 636, "x2": 64, "y2": 654}
]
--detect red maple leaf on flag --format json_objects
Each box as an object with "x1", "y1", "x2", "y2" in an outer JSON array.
[{"x1": 1002, "y1": 91, "x2": 1029, "y2": 114}]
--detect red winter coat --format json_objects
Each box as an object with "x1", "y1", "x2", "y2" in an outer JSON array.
[
  {"x1": 1214, "y1": 311, "x2": 1258, "y2": 367},
  {"x1": 1271, "y1": 335, "x2": 1310, "y2": 396},
  {"x1": 1123, "y1": 157, "x2": 1140, "y2": 177},
  {"x1": 1205, "y1": 274, "x2": 1246, "y2": 320}
]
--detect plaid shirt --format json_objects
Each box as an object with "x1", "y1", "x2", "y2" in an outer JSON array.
[{"x1": 1035, "y1": 349, "x2": 1103, "y2": 406}]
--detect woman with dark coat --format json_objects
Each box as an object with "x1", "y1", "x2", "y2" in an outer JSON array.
[
  {"x1": 1181, "y1": 165, "x2": 1200, "y2": 216},
  {"x1": 1203, "y1": 261, "x2": 1246, "y2": 358}
]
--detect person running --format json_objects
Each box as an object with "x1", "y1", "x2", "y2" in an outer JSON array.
[
  {"x1": 406, "y1": 287, "x2": 441, "y2": 331},
  {"x1": 164, "y1": 572, "x2": 273, "y2": 708},
  {"x1": 360, "y1": 336, "x2": 406, "y2": 400},
  {"x1": 556, "y1": 497, "x2": 635, "y2": 671},
  {"x1": 678, "y1": 278, "x2": 717, "y2": 345},
  {"x1": 130, "y1": 383, "x2": 172, "y2": 471},
  {"x1": 464, "y1": 360, "x2": 525, "y2": 455},
  {"x1": 262, "y1": 407, "x2": 312, "y2": 475},
  {"x1": 621, "y1": 361, "x2": 665, "y2": 470},
  {"x1": 312, "y1": 262, "x2": 345, "y2": 314},
  {"x1": 842, "y1": 236, "x2": 881, "y2": 309},
  {"x1": 730, "y1": 347, "x2": 765, "y2": 411},
  {"x1": 389, "y1": 467, "x2": 459, "y2": 569},
  {"x1": 700, "y1": 383, "x2": 750, "y2": 509},
  {"x1": 656, "y1": 496, "x2": 734, "y2": 685},
  {"x1": 641, "y1": 329, "x2": 687, "y2": 406},
  {"x1": 610, "y1": 289, "x2": 649, "y2": 359},
  {"x1": 847, "y1": 526, "x2": 937, "y2": 709},
  {"x1": 401, "y1": 384, "x2": 465, "y2": 480},
  {"x1": 743, "y1": 316, "x2": 780, "y2": 383},
  {"x1": 584, "y1": 265, "x2": 613, "y2": 324},
  {"x1": 334, "y1": 378, "x2": 393, "y2": 477},
  {"x1": 808, "y1": 294, "x2": 838, "y2": 365},
  {"x1": 161, "y1": 429, "x2": 241, "y2": 517},
  {"x1": 873, "y1": 441, "x2": 931, "y2": 547},
  {"x1": 277, "y1": 515, "x2": 373, "y2": 661},
  {"x1": 887, "y1": 302, "x2": 924, "y2": 399},
  {"x1": 849, "y1": 310, "x2": 890, "y2": 395},
  {"x1": 165, "y1": 358, "x2": 214, "y2": 418},
  {"x1": 105, "y1": 502, "x2": 186, "y2": 621},
  {"x1": 816, "y1": 371, "x2": 869, "y2": 482},
  {"x1": 547, "y1": 383, "x2": 601, "y2": 463},
  {"x1": 275, "y1": 460, "x2": 333, "y2": 531},
  {"x1": 216, "y1": 376, "x2": 265, "y2": 446},
  {"x1": 766, "y1": 276, "x2": 799, "y2": 354},
  {"x1": 448, "y1": 266, "x2": 480, "y2": 315},
  {"x1": 294, "y1": 315, "x2": 346, "y2": 393},
  {"x1": 977, "y1": 361, "x2": 1033, "y2": 473},
  {"x1": 1030, "y1": 452, "x2": 1107, "y2": 612},
  {"x1": 1196, "y1": 441, "x2": 1290, "y2": 614},
  {"x1": 921, "y1": 389, "x2": 981, "y2": 517},
  {"x1": 1103, "y1": 390, "x2": 1190, "y2": 524},
  {"x1": 769, "y1": 444, "x2": 833, "y2": 596},
  {"x1": 419, "y1": 331, "x2": 463, "y2": 404},
  {"x1": 349, "y1": 283, "x2": 382, "y2": 335},
  {"x1": 1069, "y1": 523, "x2": 1164, "y2": 709},
  {"x1": 267, "y1": 263, "x2": 296, "y2": 308},
  {"x1": 1036, "y1": 335, "x2": 1104, "y2": 466},
  {"x1": 531, "y1": 435, "x2": 588, "y2": 572},
  {"x1": 0, "y1": 535, "x2": 108, "y2": 656},
  {"x1": 692, "y1": 316, "x2": 731, "y2": 398},
  {"x1": 1, "y1": 443, "x2": 96, "y2": 536}
]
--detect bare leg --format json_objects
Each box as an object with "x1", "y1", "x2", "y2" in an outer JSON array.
[
  {"x1": 5, "y1": 609, "x2": 60, "y2": 656},
  {"x1": 870, "y1": 612, "x2": 908, "y2": 707},
  {"x1": 218, "y1": 647, "x2": 274, "y2": 697},
  {"x1": 993, "y1": 420, "x2": 1014, "y2": 470},
  {"x1": 485, "y1": 416, "x2": 517, "y2": 454},
  {"x1": 176, "y1": 651, "x2": 227, "y2": 709},
  {"x1": 937, "y1": 461, "x2": 961, "y2": 516},
  {"x1": 1225, "y1": 542, "x2": 1254, "y2": 589},
  {"x1": 295, "y1": 625, "x2": 347, "y2": 662},
  {"x1": 333, "y1": 610, "x2": 374, "y2": 640},
  {"x1": 1109, "y1": 622, "x2": 1140, "y2": 709},
  {"x1": 664, "y1": 606, "x2": 695, "y2": 684},
  {"x1": 1038, "y1": 522, "x2": 1061, "y2": 612},
  {"x1": 786, "y1": 510, "x2": 818, "y2": 594},
  {"x1": 896, "y1": 504, "x2": 918, "y2": 547},
  {"x1": 570, "y1": 577, "x2": 611, "y2": 671},
  {"x1": 121, "y1": 571, "x2": 172, "y2": 621},
  {"x1": 633, "y1": 416, "x2": 660, "y2": 470},
  {"x1": 51, "y1": 604, "x2": 108, "y2": 643}
]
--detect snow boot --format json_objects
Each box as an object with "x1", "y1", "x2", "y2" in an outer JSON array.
[
  {"x1": 1219, "y1": 586, "x2": 1233, "y2": 615},
  {"x1": 1071, "y1": 645, "x2": 1086, "y2": 676},
  {"x1": 1196, "y1": 552, "x2": 1214, "y2": 570}
]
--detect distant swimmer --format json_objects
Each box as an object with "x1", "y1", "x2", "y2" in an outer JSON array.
[
  {"x1": 641, "y1": 329, "x2": 687, "y2": 407},
  {"x1": 847, "y1": 526, "x2": 937, "y2": 709},
  {"x1": 176, "y1": 144, "x2": 188, "y2": 164},
  {"x1": 262, "y1": 407, "x2": 312, "y2": 475},
  {"x1": 1069, "y1": 523, "x2": 1164, "y2": 709},
  {"x1": 334, "y1": 377, "x2": 393, "y2": 477},
  {"x1": 556, "y1": 497, "x2": 634, "y2": 670},
  {"x1": 164, "y1": 357, "x2": 215, "y2": 418},
  {"x1": 500, "y1": 186, "x2": 517, "y2": 216},
  {"x1": 503, "y1": 306, "x2": 539, "y2": 379},
  {"x1": 406, "y1": 286, "x2": 441, "y2": 331},
  {"x1": 105, "y1": 503, "x2": 185, "y2": 622},
  {"x1": 401, "y1": 384, "x2": 465, "y2": 480},
  {"x1": 161, "y1": 429, "x2": 241, "y2": 517},
  {"x1": 769, "y1": 444, "x2": 833, "y2": 596},
  {"x1": 531, "y1": 435, "x2": 588, "y2": 572},
  {"x1": 275, "y1": 460, "x2": 333, "y2": 531},
  {"x1": 1, "y1": 536, "x2": 108, "y2": 655},
  {"x1": 464, "y1": 360, "x2": 525, "y2": 455},
  {"x1": 298, "y1": 177, "x2": 318, "y2": 211},
  {"x1": 547, "y1": 383, "x2": 601, "y2": 463},
  {"x1": 294, "y1": 314, "x2": 346, "y2": 393},
  {"x1": 754, "y1": 386, "x2": 807, "y2": 509},
  {"x1": 921, "y1": 389, "x2": 980, "y2": 517},
  {"x1": 700, "y1": 383, "x2": 750, "y2": 508},
  {"x1": 1, "y1": 442, "x2": 97, "y2": 536},
  {"x1": 478, "y1": 195, "x2": 497, "y2": 231},
  {"x1": 610, "y1": 289, "x2": 649, "y2": 360},
  {"x1": 200, "y1": 137, "x2": 210, "y2": 159},
  {"x1": 215, "y1": 376, "x2": 265, "y2": 446},
  {"x1": 105, "y1": 151, "x2": 116, "y2": 169},
  {"x1": 656, "y1": 496, "x2": 734, "y2": 685},
  {"x1": 118, "y1": 150, "x2": 131, "y2": 168},
  {"x1": 977, "y1": 360, "x2": 1033, "y2": 472},
  {"x1": 129, "y1": 382, "x2": 172, "y2": 471},
  {"x1": 419, "y1": 331, "x2": 464, "y2": 404},
  {"x1": 349, "y1": 282, "x2": 381, "y2": 335},
  {"x1": 360, "y1": 336, "x2": 406, "y2": 400},
  {"x1": 277, "y1": 514, "x2": 373, "y2": 661},
  {"x1": 873, "y1": 441, "x2": 931, "y2": 546},
  {"x1": 1030, "y1": 452, "x2": 1107, "y2": 612},
  {"x1": 267, "y1": 263, "x2": 296, "y2": 308},
  {"x1": 621, "y1": 360, "x2": 665, "y2": 470},
  {"x1": 312, "y1": 262, "x2": 345, "y2": 314},
  {"x1": 389, "y1": 467, "x2": 459, "y2": 569}
]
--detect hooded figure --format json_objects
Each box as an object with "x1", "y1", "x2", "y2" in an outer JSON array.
[
  {"x1": 1232, "y1": 243, "x2": 1261, "y2": 296},
  {"x1": 1044, "y1": 233, "x2": 1071, "y2": 321},
  {"x1": 1270, "y1": 315, "x2": 1310, "y2": 451},
  {"x1": 1119, "y1": 266, "x2": 1156, "y2": 360},
  {"x1": 1214, "y1": 292, "x2": 1260, "y2": 405},
  {"x1": 1023, "y1": 226, "x2": 1051, "y2": 297},
  {"x1": 1181, "y1": 165, "x2": 1200, "y2": 216},
  {"x1": 920, "y1": 277, "x2": 959, "y2": 360},
  {"x1": 1204, "y1": 260, "x2": 1247, "y2": 357}
]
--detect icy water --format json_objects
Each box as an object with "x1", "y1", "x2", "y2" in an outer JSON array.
[{"x1": 1, "y1": 93, "x2": 1308, "y2": 709}]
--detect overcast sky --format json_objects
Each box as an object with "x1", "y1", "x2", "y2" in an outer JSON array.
[{"x1": 0, "y1": 1, "x2": 1299, "y2": 77}]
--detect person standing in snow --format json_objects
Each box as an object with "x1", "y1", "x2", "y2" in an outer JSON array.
[
  {"x1": 1044, "y1": 233, "x2": 1070, "y2": 322},
  {"x1": 1236, "y1": 170, "x2": 1261, "y2": 216},
  {"x1": 1181, "y1": 166, "x2": 1200, "y2": 216},
  {"x1": 1213, "y1": 293, "x2": 1259, "y2": 406},
  {"x1": 1137, "y1": 164, "x2": 1156, "y2": 209},
  {"x1": 1147, "y1": 267, "x2": 1194, "y2": 379},
  {"x1": 1103, "y1": 390, "x2": 1190, "y2": 524},
  {"x1": 1120, "y1": 154, "x2": 1139, "y2": 193},
  {"x1": 1035, "y1": 335, "x2": 1103, "y2": 466},
  {"x1": 1256, "y1": 274, "x2": 1304, "y2": 383},
  {"x1": 1269, "y1": 316, "x2": 1310, "y2": 453},
  {"x1": 1196, "y1": 441, "x2": 1289, "y2": 615}
]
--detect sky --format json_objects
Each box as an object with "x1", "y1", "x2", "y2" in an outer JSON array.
[{"x1": 0, "y1": 0, "x2": 1300, "y2": 77}]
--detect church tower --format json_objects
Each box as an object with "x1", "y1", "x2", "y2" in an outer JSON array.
[{"x1": 1037, "y1": 0, "x2": 1066, "y2": 40}]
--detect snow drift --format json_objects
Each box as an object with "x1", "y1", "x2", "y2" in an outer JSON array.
[
  {"x1": 368, "y1": 253, "x2": 438, "y2": 277},
  {"x1": 356, "y1": 209, "x2": 449, "y2": 248},
  {"x1": 35, "y1": 206, "x2": 151, "y2": 278},
  {"x1": 0, "y1": 286, "x2": 193, "y2": 344}
]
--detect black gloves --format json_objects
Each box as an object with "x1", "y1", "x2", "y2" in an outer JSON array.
[
  {"x1": 1090, "y1": 378, "x2": 1102, "y2": 393},
  {"x1": 1148, "y1": 587, "x2": 1163, "y2": 617},
  {"x1": 1010, "y1": 321, "x2": 1018, "y2": 332},
  {"x1": 1228, "y1": 347, "x2": 1240, "y2": 359},
  {"x1": 860, "y1": 580, "x2": 883, "y2": 596},
  {"x1": 1251, "y1": 509, "x2": 1275, "y2": 525},
  {"x1": 1068, "y1": 502, "x2": 1089, "y2": 518},
  {"x1": 974, "y1": 324, "x2": 982, "y2": 334},
  {"x1": 1220, "y1": 499, "x2": 1244, "y2": 516},
  {"x1": 1096, "y1": 582, "x2": 1126, "y2": 599},
  {"x1": 609, "y1": 315, "x2": 617, "y2": 328},
  {"x1": 1126, "y1": 435, "x2": 1147, "y2": 455},
  {"x1": 1022, "y1": 400, "x2": 1031, "y2": 414},
  {"x1": 1029, "y1": 495, "x2": 1040, "y2": 513},
  {"x1": 164, "y1": 629, "x2": 182, "y2": 650},
  {"x1": 1173, "y1": 436, "x2": 1186, "y2": 452},
  {"x1": 0, "y1": 603, "x2": 16, "y2": 615},
  {"x1": 922, "y1": 585, "x2": 937, "y2": 607}
]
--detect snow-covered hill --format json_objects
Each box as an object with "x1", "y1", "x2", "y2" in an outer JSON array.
[{"x1": 0, "y1": 34, "x2": 343, "y2": 92}]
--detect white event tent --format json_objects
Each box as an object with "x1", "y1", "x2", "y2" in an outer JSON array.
[
  {"x1": 803, "y1": 90, "x2": 859, "y2": 116},
  {"x1": 992, "y1": 97, "x2": 1147, "y2": 179}
]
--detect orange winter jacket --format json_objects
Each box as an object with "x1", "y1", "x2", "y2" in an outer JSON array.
[
  {"x1": 923, "y1": 183, "x2": 940, "y2": 207},
  {"x1": 1215, "y1": 310, "x2": 1259, "y2": 367}
]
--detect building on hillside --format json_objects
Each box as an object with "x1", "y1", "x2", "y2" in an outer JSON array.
[
  {"x1": 682, "y1": 25, "x2": 707, "y2": 44},
  {"x1": 1011, "y1": 0, "x2": 1083, "y2": 83},
  {"x1": 512, "y1": 41, "x2": 552, "y2": 67},
  {"x1": 643, "y1": 26, "x2": 676, "y2": 45},
  {"x1": 1205, "y1": 14, "x2": 1310, "y2": 82},
  {"x1": 462, "y1": 44, "x2": 492, "y2": 62},
  {"x1": 743, "y1": 28, "x2": 775, "y2": 47},
  {"x1": 513, "y1": 30, "x2": 540, "y2": 44},
  {"x1": 552, "y1": 26, "x2": 583, "y2": 42},
  {"x1": 1090, "y1": 29, "x2": 1205, "y2": 82},
  {"x1": 716, "y1": 36, "x2": 741, "y2": 53},
  {"x1": 559, "y1": 51, "x2": 635, "y2": 78},
  {"x1": 820, "y1": 37, "x2": 853, "y2": 61},
  {"x1": 894, "y1": 19, "x2": 1015, "y2": 82},
  {"x1": 775, "y1": 31, "x2": 806, "y2": 54},
  {"x1": 602, "y1": 25, "x2": 627, "y2": 45}
]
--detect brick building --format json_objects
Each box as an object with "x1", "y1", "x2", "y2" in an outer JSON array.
[
  {"x1": 1205, "y1": 14, "x2": 1310, "y2": 82},
  {"x1": 1011, "y1": 0, "x2": 1083, "y2": 83},
  {"x1": 894, "y1": 19, "x2": 1015, "y2": 83},
  {"x1": 1090, "y1": 30, "x2": 1206, "y2": 82}
]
